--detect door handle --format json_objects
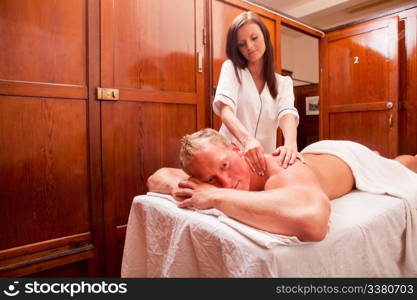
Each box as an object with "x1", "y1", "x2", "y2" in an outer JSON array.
[
  {"x1": 386, "y1": 101, "x2": 393, "y2": 109},
  {"x1": 97, "y1": 88, "x2": 119, "y2": 100}
]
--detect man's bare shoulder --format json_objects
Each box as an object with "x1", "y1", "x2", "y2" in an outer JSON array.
[{"x1": 264, "y1": 155, "x2": 321, "y2": 190}]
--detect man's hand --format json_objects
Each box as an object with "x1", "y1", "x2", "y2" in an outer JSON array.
[{"x1": 173, "y1": 179, "x2": 218, "y2": 210}]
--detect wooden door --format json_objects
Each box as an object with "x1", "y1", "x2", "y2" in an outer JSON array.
[
  {"x1": 100, "y1": 0, "x2": 207, "y2": 276},
  {"x1": 211, "y1": 0, "x2": 281, "y2": 130},
  {"x1": 320, "y1": 16, "x2": 399, "y2": 157},
  {"x1": 0, "y1": 0, "x2": 100, "y2": 276}
]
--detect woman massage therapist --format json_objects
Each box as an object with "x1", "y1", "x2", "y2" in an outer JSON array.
[{"x1": 213, "y1": 11, "x2": 303, "y2": 176}]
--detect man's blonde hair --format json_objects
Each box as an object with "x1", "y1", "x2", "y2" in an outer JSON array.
[{"x1": 179, "y1": 128, "x2": 230, "y2": 170}]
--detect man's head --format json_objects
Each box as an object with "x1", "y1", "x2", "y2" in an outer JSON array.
[{"x1": 179, "y1": 128, "x2": 251, "y2": 190}]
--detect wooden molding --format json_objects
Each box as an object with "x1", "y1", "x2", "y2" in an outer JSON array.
[
  {"x1": 0, "y1": 232, "x2": 91, "y2": 261},
  {"x1": 0, "y1": 80, "x2": 87, "y2": 100},
  {"x1": 1, "y1": 248, "x2": 93, "y2": 277},
  {"x1": 0, "y1": 232, "x2": 93, "y2": 277},
  {"x1": 221, "y1": 0, "x2": 279, "y2": 21},
  {"x1": 326, "y1": 3, "x2": 417, "y2": 32},
  {"x1": 328, "y1": 102, "x2": 394, "y2": 113},
  {"x1": 109, "y1": 89, "x2": 197, "y2": 105},
  {"x1": 281, "y1": 18, "x2": 323, "y2": 38}
]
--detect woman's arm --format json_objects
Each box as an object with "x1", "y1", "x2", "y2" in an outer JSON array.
[
  {"x1": 273, "y1": 76, "x2": 303, "y2": 168},
  {"x1": 279, "y1": 114, "x2": 298, "y2": 147},
  {"x1": 219, "y1": 102, "x2": 267, "y2": 175},
  {"x1": 219, "y1": 103, "x2": 250, "y2": 145},
  {"x1": 275, "y1": 114, "x2": 303, "y2": 168}
]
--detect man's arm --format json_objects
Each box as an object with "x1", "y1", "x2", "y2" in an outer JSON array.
[
  {"x1": 147, "y1": 168, "x2": 189, "y2": 195},
  {"x1": 177, "y1": 163, "x2": 330, "y2": 241}
]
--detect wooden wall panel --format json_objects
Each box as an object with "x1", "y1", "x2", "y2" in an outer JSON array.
[
  {"x1": 101, "y1": 102, "x2": 196, "y2": 224},
  {"x1": 29, "y1": 260, "x2": 91, "y2": 278},
  {"x1": 294, "y1": 84, "x2": 319, "y2": 150},
  {"x1": 329, "y1": 110, "x2": 392, "y2": 151},
  {"x1": 399, "y1": 8, "x2": 417, "y2": 155},
  {"x1": 328, "y1": 30, "x2": 390, "y2": 106},
  {"x1": 100, "y1": 0, "x2": 206, "y2": 110},
  {"x1": 0, "y1": 96, "x2": 92, "y2": 277},
  {"x1": 0, "y1": 0, "x2": 87, "y2": 99},
  {"x1": 0, "y1": 0, "x2": 95, "y2": 276},
  {"x1": 0, "y1": 0, "x2": 86, "y2": 85},
  {"x1": 0, "y1": 97, "x2": 89, "y2": 250},
  {"x1": 101, "y1": 102, "x2": 196, "y2": 276},
  {"x1": 112, "y1": 0, "x2": 196, "y2": 93},
  {"x1": 161, "y1": 104, "x2": 198, "y2": 167}
]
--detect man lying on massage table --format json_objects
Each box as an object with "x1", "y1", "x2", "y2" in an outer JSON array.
[{"x1": 147, "y1": 128, "x2": 417, "y2": 242}]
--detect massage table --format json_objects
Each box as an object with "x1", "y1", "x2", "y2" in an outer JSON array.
[{"x1": 121, "y1": 190, "x2": 411, "y2": 277}]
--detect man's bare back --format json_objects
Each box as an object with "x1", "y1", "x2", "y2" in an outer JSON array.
[
  {"x1": 250, "y1": 153, "x2": 354, "y2": 200},
  {"x1": 263, "y1": 150, "x2": 417, "y2": 201},
  {"x1": 303, "y1": 154, "x2": 355, "y2": 199}
]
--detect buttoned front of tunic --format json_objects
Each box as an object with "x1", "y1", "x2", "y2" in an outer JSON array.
[{"x1": 213, "y1": 60, "x2": 299, "y2": 153}]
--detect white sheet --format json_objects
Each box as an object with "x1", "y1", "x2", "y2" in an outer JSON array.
[{"x1": 121, "y1": 191, "x2": 410, "y2": 277}]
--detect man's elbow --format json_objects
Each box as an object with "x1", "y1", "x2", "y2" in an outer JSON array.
[
  {"x1": 146, "y1": 172, "x2": 159, "y2": 192},
  {"x1": 296, "y1": 199, "x2": 330, "y2": 242},
  {"x1": 146, "y1": 174, "x2": 156, "y2": 191},
  {"x1": 299, "y1": 220, "x2": 328, "y2": 242},
  {"x1": 146, "y1": 168, "x2": 171, "y2": 193}
]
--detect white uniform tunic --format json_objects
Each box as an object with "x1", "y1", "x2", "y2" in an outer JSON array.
[{"x1": 213, "y1": 60, "x2": 299, "y2": 153}]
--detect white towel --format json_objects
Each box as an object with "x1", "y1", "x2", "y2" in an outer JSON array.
[
  {"x1": 302, "y1": 140, "x2": 417, "y2": 276},
  {"x1": 146, "y1": 192, "x2": 302, "y2": 247}
]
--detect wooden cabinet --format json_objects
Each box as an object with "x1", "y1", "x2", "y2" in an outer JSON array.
[
  {"x1": 99, "y1": 0, "x2": 207, "y2": 276},
  {"x1": 0, "y1": 0, "x2": 212, "y2": 277},
  {"x1": 0, "y1": 0, "x2": 96, "y2": 277},
  {"x1": 0, "y1": 0, "x2": 207, "y2": 277}
]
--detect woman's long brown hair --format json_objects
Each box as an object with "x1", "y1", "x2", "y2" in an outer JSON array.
[{"x1": 226, "y1": 11, "x2": 278, "y2": 99}]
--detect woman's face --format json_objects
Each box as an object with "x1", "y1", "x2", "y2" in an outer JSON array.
[{"x1": 236, "y1": 21, "x2": 266, "y2": 64}]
